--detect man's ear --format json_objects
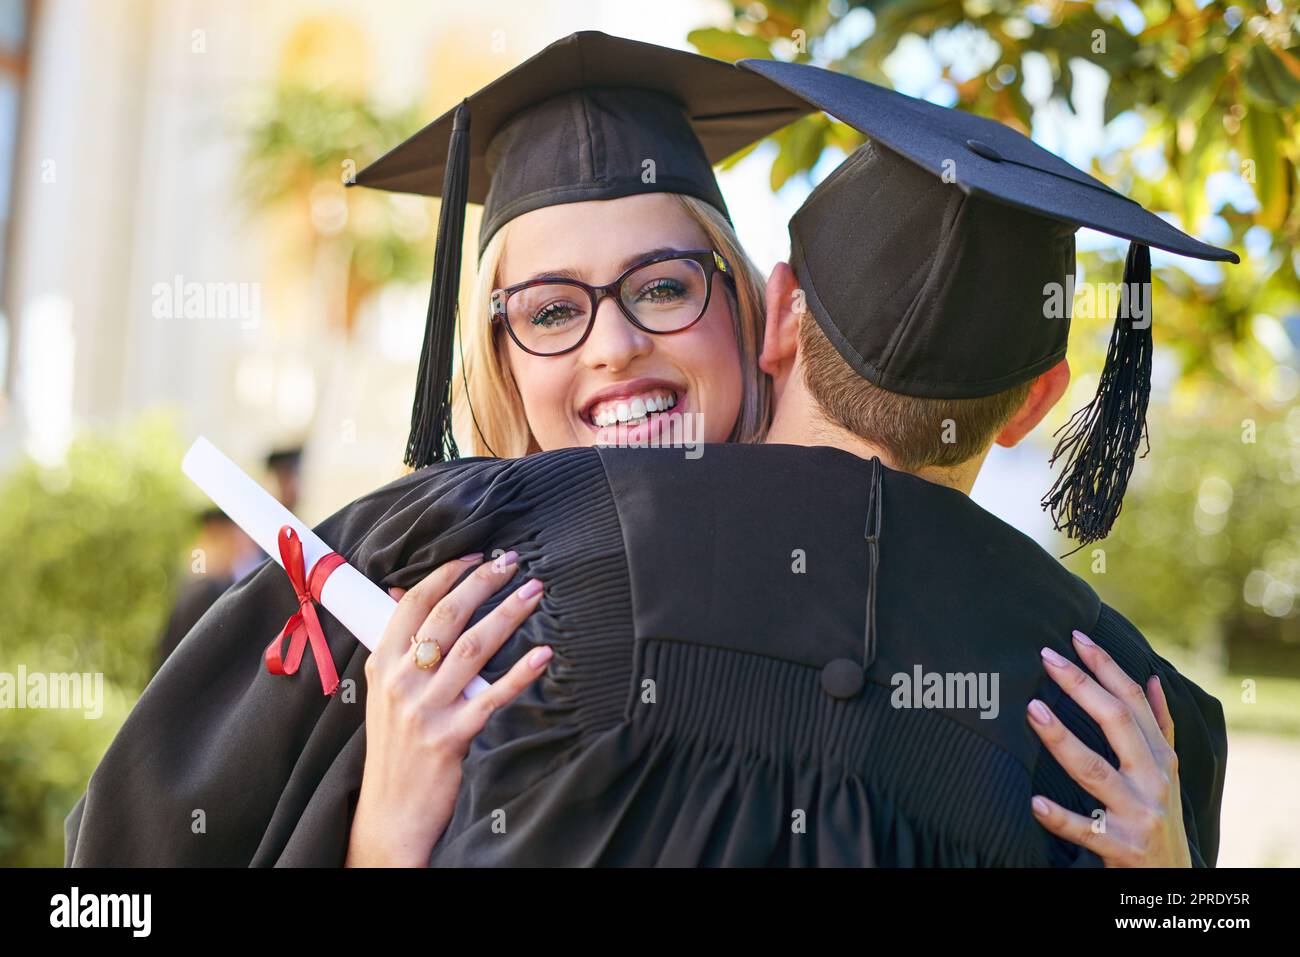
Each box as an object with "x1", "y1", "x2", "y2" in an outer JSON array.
[
  {"x1": 759, "y1": 261, "x2": 802, "y2": 377},
  {"x1": 994, "y1": 358, "x2": 1070, "y2": 448}
]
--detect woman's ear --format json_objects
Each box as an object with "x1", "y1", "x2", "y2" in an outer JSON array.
[
  {"x1": 760, "y1": 261, "x2": 802, "y2": 376},
  {"x1": 995, "y1": 359, "x2": 1071, "y2": 448}
]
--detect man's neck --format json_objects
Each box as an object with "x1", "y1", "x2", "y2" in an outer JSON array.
[{"x1": 762, "y1": 384, "x2": 983, "y2": 495}]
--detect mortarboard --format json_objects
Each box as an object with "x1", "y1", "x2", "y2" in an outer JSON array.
[
  {"x1": 348, "y1": 32, "x2": 812, "y2": 468},
  {"x1": 739, "y1": 59, "x2": 1239, "y2": 546}
]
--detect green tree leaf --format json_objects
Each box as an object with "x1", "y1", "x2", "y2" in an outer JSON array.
[{"x1": 686, "y1": 27, "x2": 774, "y2": 63}]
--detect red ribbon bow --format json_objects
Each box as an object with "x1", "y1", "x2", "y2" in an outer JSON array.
[{"x1": 264, "y1": 525, "x2": 346, "y2": 696}]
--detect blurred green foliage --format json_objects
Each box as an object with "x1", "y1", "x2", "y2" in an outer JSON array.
[
  {"x1": 1203, "y1": 672, "x2": 1300, "y2": 734},
  {"x1": 1064, "y1": 400, "x2": 1300, "y2": 667},
  {"x1": 0, "y1": 413, "x2": 197, "y2": 865},
  {"x1": 0, "y1": 693, "x2": 134, "y2": 867}
]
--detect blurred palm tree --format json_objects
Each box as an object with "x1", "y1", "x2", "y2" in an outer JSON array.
[
  {"x1": 234, "y1": 14, "x2": 505, "y2": 339},
  {"x1": 238, "y1": 84, "x2": 432, "y2": 335}
]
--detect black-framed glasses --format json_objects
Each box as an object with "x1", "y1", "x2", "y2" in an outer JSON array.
[{"x1": 490, "y1": 249, "x2": 736, "y2": 357}]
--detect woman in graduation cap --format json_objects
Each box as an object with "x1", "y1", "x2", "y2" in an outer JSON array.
[
  {"x1": 66, "y1": 31, "x2": 814, "y2": 867},
  {"x1": 352, "y1": 32, "x2": 814, "y2": 467}
]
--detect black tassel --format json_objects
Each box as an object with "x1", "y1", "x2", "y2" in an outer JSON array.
[
  {"x1": 1041, "y1": 242, "x2": 1153, "y2": 547},
  {"x1": 405, "y1": 100, "x2": 470, "y2": 469}
]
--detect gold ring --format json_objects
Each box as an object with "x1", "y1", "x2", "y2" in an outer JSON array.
[{"x1": 410, "y1": 634, "x2": 443, "y2": 671}]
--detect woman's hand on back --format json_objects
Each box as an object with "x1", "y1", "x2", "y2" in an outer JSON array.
[
  {"x1": 1026, "y1": 631, "x2": 1191, "y2": 867},
  {"x1": 345, "y1": 552, "x2": 552, "y2": 867}
]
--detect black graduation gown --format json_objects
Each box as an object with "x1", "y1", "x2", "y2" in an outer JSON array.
[
  {"x1": 155, "y1": 574, "x2": 234, "y2": 671},
  {"x1": 64, "y1": 444, "x2": 1228, "y2": 867}
]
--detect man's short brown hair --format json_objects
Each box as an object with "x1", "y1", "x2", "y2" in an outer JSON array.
[{"x1": 798, "y1": 315, "x2": 1033, "y2": 472}]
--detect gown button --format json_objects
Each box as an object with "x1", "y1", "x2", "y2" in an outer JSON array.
[{"x1": 821, "y1": 658, "x2": 864, "y2": 699}]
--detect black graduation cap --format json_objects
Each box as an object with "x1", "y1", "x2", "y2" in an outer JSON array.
[
  {"x1": 739, "y1": 59, "x2": 1239, "y2": 546},
  {"x1": 348, "y1": 32, "x2": 812, "y2": 468}
]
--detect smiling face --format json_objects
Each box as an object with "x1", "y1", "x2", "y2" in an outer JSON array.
[{"x1": 495, "y1": 192, "x2": 745, "y2": 451}]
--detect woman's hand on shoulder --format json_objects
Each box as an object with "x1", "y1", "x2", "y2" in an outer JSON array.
[
  {"x1": 344, "y1": 552, "x2": 552, "y2": 867},
  {"x1": 1025, "y1": 630, "x2": 1191, "y2": 867}
]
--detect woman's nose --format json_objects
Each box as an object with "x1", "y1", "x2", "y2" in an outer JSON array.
[{"x1": 578, "y1": 296, "x2": 653, "y2": 371}]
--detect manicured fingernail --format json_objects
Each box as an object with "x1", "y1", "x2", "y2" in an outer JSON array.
[
  {"x1": 1031, "y1": 796, "x2": 1051, "y2": 816},
  {"x1": 1071, "y1": 629, "x2": 1094, "y2": 646},
  {"x1": 528, "y1": 646, "x2": 553, "y2": 668},
  {"x1": 516, "y1": 578, "x2": 543, "y2": 600},
  {"x1": 459, "y1": 552, "x2": 484, "y2": 562},
  {"x1": 493, "y1": 550, "x2": 519, "y2": 572},
  {"x1": 1040, "y1": 646, "x2": 1069, "y2": 667},
  {"x1": 1028, "y1": 699, "x2": 1052, "y2": 725}
]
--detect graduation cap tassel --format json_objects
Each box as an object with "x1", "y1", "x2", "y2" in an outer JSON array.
[
  {"x1": 1042, "y1": 243, "x2": 1153, "y2": 547},
  {"x1": 405, "y1": 100, "x2": 470, "y2": 469}
]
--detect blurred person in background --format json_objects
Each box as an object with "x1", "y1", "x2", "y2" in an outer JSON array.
[
  {"x1": 154, "y1": 508, "x2": 261, "y2": 670},
  {"x1": 264, "y1": 446, "x2": 303, "y2": 514},
  {"x1": 154, "y1": 447, "x2": 302, "y2": 670}
]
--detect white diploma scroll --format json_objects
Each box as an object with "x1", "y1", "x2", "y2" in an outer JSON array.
[{"x1": 182, "y1": 436, "x2": 489, "y2": 699}]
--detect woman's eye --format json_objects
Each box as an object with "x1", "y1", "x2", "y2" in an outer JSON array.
[
  {"x1": 634, "y1": 279, "x2": 687, "y2": 303},
  {"x1": 531, "y1": 301, "x2": 583, "y2": 328}
]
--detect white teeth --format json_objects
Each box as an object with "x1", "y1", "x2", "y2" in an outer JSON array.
[{"x1": 588, "y1": 390, "x2": 679, "y2": 427}]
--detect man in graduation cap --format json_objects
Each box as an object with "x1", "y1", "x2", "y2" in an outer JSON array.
[{"x1": 66, "y1": 36, "x2": 1228, "y2": 868}]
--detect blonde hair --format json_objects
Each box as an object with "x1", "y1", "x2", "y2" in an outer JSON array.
[{"x1": 451, "y1": 193, "x2": 772, "y2": 457}]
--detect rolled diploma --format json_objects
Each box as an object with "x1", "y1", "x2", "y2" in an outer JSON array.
[{"x1": 182, "y1": 436, "x2": 489, "y2": 698}]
